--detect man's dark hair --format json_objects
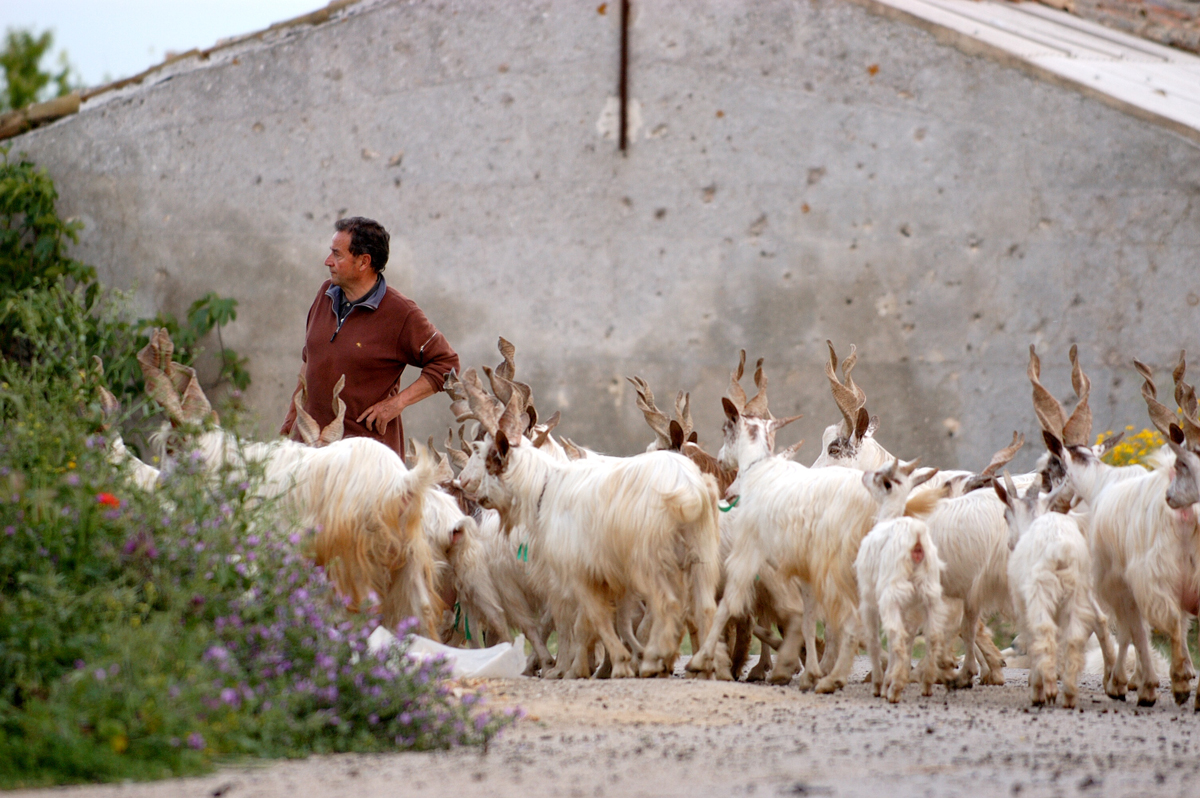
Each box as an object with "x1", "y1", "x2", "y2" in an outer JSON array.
[{"x1": 334, "y1": 216, "x2": 390, "y2": 273}]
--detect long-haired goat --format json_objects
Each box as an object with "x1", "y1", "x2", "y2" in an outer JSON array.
[
  {"x1": 456, "y1": 367, "x2": 720, "y2": 679},
  {"x1": 1047, "y1": 354, "x2": 1200, "y2": 706},
  {"x1": 995, "y1": 474, "x2": 1117, "y2": 708},
  {"x1": 688, "y1": 356, "x2": 873, "y2": 693}
]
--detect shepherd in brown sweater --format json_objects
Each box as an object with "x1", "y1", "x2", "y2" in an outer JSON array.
[{"x1": 280, "y1": 217, "x2": 459, "y2": 455}]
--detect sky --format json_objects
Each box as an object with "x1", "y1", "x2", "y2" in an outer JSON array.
[{"x1": 2, "y1": 1, "x2": 325, "y2": 88}]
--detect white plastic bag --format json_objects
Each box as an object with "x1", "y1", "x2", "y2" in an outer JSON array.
[{"x1": 367, "y1": 627, "x2": 527, "y2": 679}]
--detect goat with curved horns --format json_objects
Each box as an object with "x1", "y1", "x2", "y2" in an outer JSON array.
[
  {"x1": 456, "y1": 365, "x2": 721, "y2": 679},
  {"x1": 691, "y1": 355, "x2": 879, "y2": 694}
]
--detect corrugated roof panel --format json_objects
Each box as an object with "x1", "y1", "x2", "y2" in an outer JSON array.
[{"x1": 874, "y1": 0, "x2": 1200, "y2": 137}]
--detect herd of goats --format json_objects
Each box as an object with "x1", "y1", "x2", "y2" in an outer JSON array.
[{"x1": 103, "y1": 329, "x2": 1200, "y2": 710}]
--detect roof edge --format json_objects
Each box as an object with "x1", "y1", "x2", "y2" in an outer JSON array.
[
  {"x1": 852, "y1": 0, "x2": 1200, "y2": 148},
  {"x1": 0, "y1": 0, "x2": 365, "y2": 143}
]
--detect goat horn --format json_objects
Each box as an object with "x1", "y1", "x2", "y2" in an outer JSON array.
[
  {"x1": 744, "y1": 358, "x2": 771, "y2": 418},
  {"x1": 1133, "y1": 359, "x2": 1177, "y2": 438},
  {"x1": 1061, "y1": 345, "x2": 1092, "y2": 448},
  {"x1": 293, "y1": 373, "x2": 320, "y2": 446},
  {"x1": 495, "y1": 337, "x2": 517, "y2": 382},
  {"x1": 979, "y1": 431, "x2": 1025, "y2": 478},
  {"x1": 675, "y1": 391, "x2": 693, "y2": 441},
  {"x1": 779, "y1": 438, "x2": 804, "y2": 461},
  {"x1": 461, "y1": 367, "x2": 503, "y2": 436},
  {"x1": 627, "y1": 376, "x2": 672, "y2": 448},
  {"x1": 1028, "y1": 345, "x2": 1066, "y2": 439},
  {"x1": 1169, "y1": 351, "x2": 1200, "y2": 447},
  {"x1": 318, "y1": 374, "x2": 347, "y2": 446},
  {"x1": 841, "y1": 343, "x2": 866, "y2": 411},
  {"x1": 825, "y1": 340, "x2": 860, "y2": 437},
  {"x1": 1174, "y1": 350, "x2": 1188, "y2": 412},
  {"x1": 493, "y1": 370, "x2": 530, "y2": 443},
  {"x1": 728, "y1": 350, "x2": 748, "y2": 413}
]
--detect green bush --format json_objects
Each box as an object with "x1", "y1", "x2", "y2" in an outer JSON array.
[
  {"x1": 0, "y1": 149, "x2": 516, "y2": 788},
  {"x1": 0, "y1": 364, "x2": 517, "y2": 788},
  {"x1": 0, "y1": 145, "x2": 249, "y2": 421}
]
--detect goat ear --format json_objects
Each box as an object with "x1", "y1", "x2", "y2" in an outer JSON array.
[
  {"x1": 687, "y1": 430, "x2": 698, "y2": 444},
  {"x1": 496, "y1": 431, "x2": 511, "y2": 458},
  {"x1": 993, "y1": 479, "x2": 1010, "y2": 508},
  {"x1": 854, "y1": 407, "x2": 871, "y2": 441},
  {"x1": 669, "y1": 419, "x2": 685, "y2": 451},
  {"x1": 911, "y1": 467, "x2": 939, "y2": 490},
  {"x1": 771, "y1": 414, "x2": 802, "y2": 433},
  {"x1": 1170, "y1": 423, "x2": 1186, "y2": 445},
  {"x1": 722, "y1": 397, "x2": 740, "y2": 422},
  {"x1": 1002, "y1": 469, "x2": 1019, "y2": 499},
  {"x1": 1096, "y1": 430, "x2": 1124, "y2": 456},
  {"x1": 1043, "y1": 430, "x2": 1063, "y2": 458}
]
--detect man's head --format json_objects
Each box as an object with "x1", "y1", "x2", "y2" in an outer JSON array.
[
  {"x1": 331, "y1": 216, "x2": 390, "y2": 271},
  {"x1": 326, "y1": 217, "x2": 390, "y2": 295}
]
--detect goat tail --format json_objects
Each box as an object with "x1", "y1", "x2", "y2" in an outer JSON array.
[{"x1": 683, "y1": 474, "x2": 723, "y2": 645}]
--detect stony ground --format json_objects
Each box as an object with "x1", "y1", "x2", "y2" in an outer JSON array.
[{"x1": 14, "y1": 657, "x2": 1200, "y2": 798}]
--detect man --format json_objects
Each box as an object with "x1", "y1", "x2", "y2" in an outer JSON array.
[{"x1": 280, "y1": 216, "x2": 459, "y2": 455}]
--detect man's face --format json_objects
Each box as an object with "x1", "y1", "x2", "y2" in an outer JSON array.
[{"x1": 325, "y1": 231, "x2": 369, "y2": 289}]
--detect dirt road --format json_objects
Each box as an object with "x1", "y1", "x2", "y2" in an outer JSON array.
[{"x1": 15, "y1": 658, "x2": 1200, "y2": 798}]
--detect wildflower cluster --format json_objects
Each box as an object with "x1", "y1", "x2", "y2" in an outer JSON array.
[
  {"x1": 1098, "y1": 427, "x2": 1166, "y2": 468},
  {"x1": 0, "y1": 367, "x2": 516, "y2": 788}
]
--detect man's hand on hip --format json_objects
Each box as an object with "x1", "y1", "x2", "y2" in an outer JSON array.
[{"x1": 357, "y1": 395, "x2": 405, "y2": 434}]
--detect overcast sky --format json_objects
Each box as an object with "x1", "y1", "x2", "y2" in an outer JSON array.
[{"x1": 2, "y1": 1, "x2": 324, "y2": 88}]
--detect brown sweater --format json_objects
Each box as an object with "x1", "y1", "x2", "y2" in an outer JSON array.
[{"x1": 280, "y1": 278, "x2": 459, "y2": 454}]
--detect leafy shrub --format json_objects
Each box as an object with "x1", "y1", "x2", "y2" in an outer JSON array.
[
  {"x1": 0, "y1": 146, "x2": 250, "y2": 418},
  {"x1": 0, "y1": 364, "x2": 516, "y2": 788}
]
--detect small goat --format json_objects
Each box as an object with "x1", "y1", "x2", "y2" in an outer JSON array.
[
  {"x1": 856, "y1": 459, "x2": 949, "y2": 702},
  {"x1": 995, "y1": 474, "x2": 1117, "y2": 708}
]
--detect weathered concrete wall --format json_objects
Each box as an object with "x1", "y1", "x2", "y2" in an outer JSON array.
[{"x1": 12, "y1": 0, "x2": 1200, "y2": 470}]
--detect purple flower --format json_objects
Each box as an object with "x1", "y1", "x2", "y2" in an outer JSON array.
[
  {"x1": 220, "y1": 687, "x2": 239, "y2": 705},
  {"x1": 4, "y1": 526, "x2": 14, "y2": 537},
  {"x1": 93, "y1": 668, "x2": 106, "y2": 681},
  {"x1": 65, "y1": 473, "x2": 80, "y2": 486},
  {"x1": 187, "y1": 732, "x2": 205, "y2": 750}
]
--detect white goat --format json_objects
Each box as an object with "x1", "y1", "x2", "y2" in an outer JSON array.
[
  {"x1": 856, "y1": 459, "x2": 949, "y2": 702},
  {"x1": 456, "y1": 367, "x2": 720, "y2": 679},
  {"x1": 1049, "y1": 430, "x2": 1199, "y2": 706},
  {"x1": 689, "y1": 360, "x2": 872, "y2": 694},
  {"x1": 995, "y1": 474, "x2": 1117, "y2": 708}
]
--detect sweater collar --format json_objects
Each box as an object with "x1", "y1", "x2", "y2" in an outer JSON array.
[{"x1": 326, "y1": 273, "x2": 387, "y2": 311}]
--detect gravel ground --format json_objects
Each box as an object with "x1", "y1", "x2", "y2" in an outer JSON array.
[{"x1": 13, "y1": 656, "x2": 1200, "y2": 798}]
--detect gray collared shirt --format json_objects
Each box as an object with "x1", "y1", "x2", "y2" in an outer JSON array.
[{"x1": 326, "y1": 274, "x2": 386, "y2": 340}]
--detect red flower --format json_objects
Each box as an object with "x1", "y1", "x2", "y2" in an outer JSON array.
[{"x1": 96, "y1": 492, "x2": 120, "y2": 508}]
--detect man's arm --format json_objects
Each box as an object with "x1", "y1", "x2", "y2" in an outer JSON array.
[
  {"x1": 356, "y1": 303, "x2": 459, "y2": 435},
  {"x1": 357, "y1": 376, "x2": 437, "y2": 434}
]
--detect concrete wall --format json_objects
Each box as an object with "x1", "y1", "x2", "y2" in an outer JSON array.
[{"x1": 12, "y1": 0, "x2": 1200, "y2": 470}]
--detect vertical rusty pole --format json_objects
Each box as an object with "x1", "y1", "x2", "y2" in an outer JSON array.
[{"x1": 619, "y1": 0, "x2": 630, "y2": 153}]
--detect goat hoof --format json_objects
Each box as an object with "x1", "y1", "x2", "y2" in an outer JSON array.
[
  {"x1": 745, "y1": 669, "x2": 767, "y2": 683},
  {"x1": 814, "y1": 676, "x2": 843, "y2": 694},
  {"x1": 1175, "y1": 690, "x2": 1191, "y2": 706},
  {"x1": 1110, "y1": 691, "x2": 1126, "y2": 702},
  {"x1": 767, "y1": 671, "x2": 793, "y2": 686},
  {"x1": 1137, "y1": 694, "x2": 1158, "y2": 708},
  {"x1": 980, "y1": 672, "x2": 1005, "y2": 686}
]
